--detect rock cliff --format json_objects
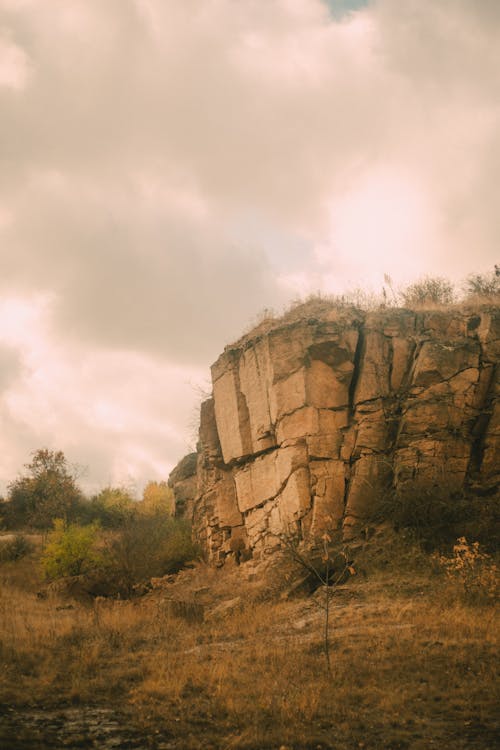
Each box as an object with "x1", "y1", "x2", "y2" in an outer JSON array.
[{"x1": 169, "y1": 303, "x2": 499, "y2": 562}]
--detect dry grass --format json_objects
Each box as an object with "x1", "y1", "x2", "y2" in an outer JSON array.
[
  {"x1": 234, "y1": 290, "x2": 499, "y2": 353},
  {"x1": 0, "y1": 550, "x2": 498, "y2": 749}
]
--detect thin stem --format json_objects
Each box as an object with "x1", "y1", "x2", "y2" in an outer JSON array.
[{"x1": 325, "y1": 555, "x2": 331, "y2": 674}]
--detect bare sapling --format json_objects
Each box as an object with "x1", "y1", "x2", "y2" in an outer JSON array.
[{"x1": 279, "y1": 529, "x2": 354, "y2": 674}]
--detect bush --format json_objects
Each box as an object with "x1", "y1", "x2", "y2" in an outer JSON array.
[
  {"x1": 0, "y1": 534, "x2": 33, "y2": 562},
  {"x1": 464, "y1": 268, "x2": 500, "y2": 300},
  {"x1": 434, "y1": 537, "x2": 498, "y2": 604},
  {"x1": 104, "y1": 515, "x2": 199, "y2": 595},
  {"x1": 369, "y1": 485, "x2": 486, "y2": 550},
  {"x1": 401, "y1": 276, "x2": 455, "y2": 307},
  {"x1": 139, "y1": 481, "x2": 174, "y2": 516},
  {"x1": 84, "y1": 486, "x2": 136, "y2": 528},
  {"x1": 41, "y1": 519, "x2": 102, "y2": 579}
]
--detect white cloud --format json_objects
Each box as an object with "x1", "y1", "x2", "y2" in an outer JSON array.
[
  {"x1": 0, "y1": 32, "x2": 31, "y2": 90},
  {"x1": 0, "y1": 295, "x2": 206, "y2": 493}
]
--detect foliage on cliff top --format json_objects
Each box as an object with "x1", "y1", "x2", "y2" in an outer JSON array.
[{"x1": 237, "y1": 269, "x2": 499, "y2": 347}]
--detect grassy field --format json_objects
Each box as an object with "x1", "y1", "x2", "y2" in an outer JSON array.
[{"x1": 0, "y1": 540, "x2": 498, "y2": 749}]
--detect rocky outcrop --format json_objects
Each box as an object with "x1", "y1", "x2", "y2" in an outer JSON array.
[
  {"x1": 169, "y1": 304, "x2": 499, "y2": 562},
  {"x1": 168, "y1": 452, "x2": 198, "y2": 520}
]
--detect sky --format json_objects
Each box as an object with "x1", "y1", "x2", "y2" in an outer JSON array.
[{"x1": 0, "y1": 0, "x2": 498, "y2": 496}]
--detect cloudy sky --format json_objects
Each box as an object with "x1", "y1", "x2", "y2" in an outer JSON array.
[{"x1": 0, "y1": 0, "x2": 498, "y2": 495}]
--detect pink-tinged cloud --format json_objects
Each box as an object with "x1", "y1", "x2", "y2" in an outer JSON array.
[{"x1": 0, "y1": 0, "x2": 498, "y2": 490}]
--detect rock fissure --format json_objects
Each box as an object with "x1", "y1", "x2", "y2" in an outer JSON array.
[
  {"x1": 171, "y1": 305, "x2": 499, "y2": 562},
  {"x1": 348, "y1": 324, "x2": 364, "y2": 419},
  {"x1": 466, "y1": 363, "x2": 498, "y2": 482}
]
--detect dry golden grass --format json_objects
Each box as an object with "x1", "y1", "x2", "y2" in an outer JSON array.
[
  {"x1": 0, "y1": 551, "x2": 498, "y2": 749},
  {"x1": 236, "y1": 290, "x2": 499, "y2": 353}
]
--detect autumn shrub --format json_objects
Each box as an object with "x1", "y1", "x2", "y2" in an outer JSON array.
[
  {"x1": 103, "y1": 515, "x2": 198, "y2": 595},
  {"x1": 0, "y1": 534, "x2": 33, "y2": 562},
  {"x1": 41, "y1": 519, "x2": 102, "y2": 579},
  {"x1": 435, "y1": 537, "x2": 499, "y2": 604},
  {"x1": 463, "y1": 268, "x2": 500, "y2": 300},
  {"x1": 401, "y1": 276, "x2": 455, "y2": 307}
]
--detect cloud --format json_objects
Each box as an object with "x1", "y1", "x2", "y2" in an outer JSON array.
[
  {"x1": 0, "y1": 31, "x2": 32, "y2": 90},
  {"x1": 1, "y1": 169, "x2": 279, "y2": 363},
  {"x1": 0, "y1": 0, "x2": 498, "y2": 489},
  {"x1": 0, "y1": 294, "x2": 207, "y2": 493}
]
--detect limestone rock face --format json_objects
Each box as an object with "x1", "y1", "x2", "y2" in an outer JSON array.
[{"x1": 169, "y1": 305, "x2": 500, "y2": 562}]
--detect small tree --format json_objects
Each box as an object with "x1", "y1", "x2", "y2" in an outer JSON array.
[
  {"x1": 7, "y1": 449, "x2": 83, "y2": 529},
  {"x1": 140, "y1": 481, "x2": 174, "y2": 516},
  {"x1": 88, "y1": 486, "x2": 136, "y2": 528},
  {"x1": 279, "y1": 530, "x2": 353, "y2": 674}
]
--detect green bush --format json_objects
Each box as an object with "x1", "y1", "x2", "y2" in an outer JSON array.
[
  {"x1": 40, "y1": 512, "x2": 198, "y2": 596},
  {"x1": 41, "y1": 519, "x2": 102, "y2": 579},
  {"x1": 84, "y1": 486, "x2": 136, "y2": 528}
]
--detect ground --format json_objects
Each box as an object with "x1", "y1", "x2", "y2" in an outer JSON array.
[{"x1": 0, "y1": 536, "x2": 498, "y2": 749}]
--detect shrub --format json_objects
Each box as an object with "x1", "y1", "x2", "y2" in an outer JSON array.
[
  {"x1": 0, "y1": 534, "x2": 33, "y2": 562},
  {"x1": 104, "y1": 515, "x2": 199, "y2": 595},
  {"x1": 435, "y1": 537, "x2": 498, "y2": 604},
  {"x1": 371, "y1": 486, "x2": 473, "y2": 549},
  {"x1": 401, "y1": 276, "x2": 455, "y2": 307},
  {"x1": 41, "y1": 519, "x2": 102, "y2": 579},
  {"x1": 139, "y1": 481, "x2": 174, "y2": 516},
  {"x1": 85, "y1": 486, "x2": 136, "y2": 528},
  {"x1": 464, "y1": 268, "x2": 500, "y2": 300}
]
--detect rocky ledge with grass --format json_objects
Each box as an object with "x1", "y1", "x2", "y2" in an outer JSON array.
[{"x1": 169, "y1": 301, "x2": 499, "y2": 563}]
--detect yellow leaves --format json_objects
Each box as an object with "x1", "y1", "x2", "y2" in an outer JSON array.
[
  {"x1": 436, "y1": 537, "x2": 498, "y2": 603},
  {"x1": 141, "y1": 481, "x2": 174, "y2": 516}
]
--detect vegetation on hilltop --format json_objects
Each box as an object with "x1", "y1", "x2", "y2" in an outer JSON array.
[{"x1": 239, "y1": 268, "x2": 500, "y2": 346}]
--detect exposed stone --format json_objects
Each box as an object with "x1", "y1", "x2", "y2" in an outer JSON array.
[
  {"x1": 168, "y1": 452, "x2": 197, "y2": 519},
  {"x1": 170, "y1": 304, "x2": 500, "y2": 562},
  {"x1": 206, "y1": 596, "x2": 241, "y2": 620}
]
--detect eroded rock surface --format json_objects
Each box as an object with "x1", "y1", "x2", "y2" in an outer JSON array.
[{"x1": 170, "y1": 305, "x2": 499, "y2": 562}]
